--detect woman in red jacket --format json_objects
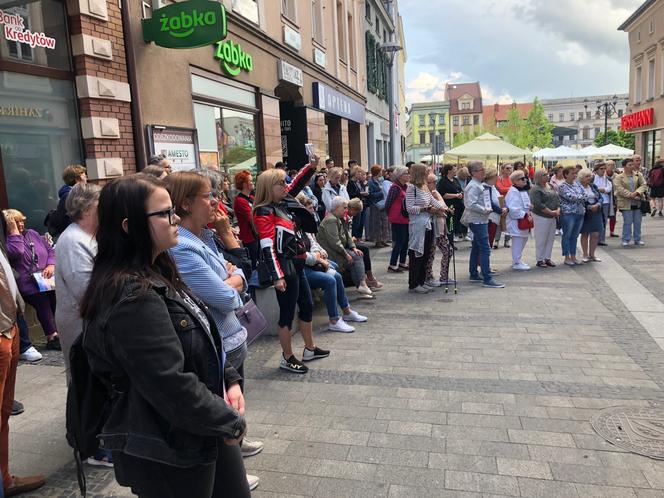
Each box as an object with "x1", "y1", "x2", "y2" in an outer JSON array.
[
  {"x1": 233, "y1": 170, "x2": 259, "y2": 268},
  {"x1": 252, "y1": 157, "x2": 329, "y2": 374},
  {"x1": 384, "y1": 166, "x2": 410, "y2": 273}
]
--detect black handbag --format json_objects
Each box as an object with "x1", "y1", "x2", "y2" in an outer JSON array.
[
  {"x1": 641, "y1": 199, "x2": 652, "y2": 214},
  {"x1": 235, "y1": 298, "x2": 267, "y2": 345}
]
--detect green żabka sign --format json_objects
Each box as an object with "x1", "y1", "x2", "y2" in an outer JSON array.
[
  {"x1": 142, "y1": 0, "x2": 227, "y2": 49},
  {"x1": 214, "y1": 39, "x2": 253, "y2": 76}
]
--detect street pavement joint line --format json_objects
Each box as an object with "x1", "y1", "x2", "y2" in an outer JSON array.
[{"x1": 597, "y1": 249, "x2": 664, "y2": 352}]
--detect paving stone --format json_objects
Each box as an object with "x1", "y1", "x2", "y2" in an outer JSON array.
[
  {"x1": 433, "y1": 425, "x2": 510, "y2": 442},
  {"x1": 428, "y1": 453, "x2": 497, "y2": 473},
  {"x1": 447, "y1": 412, "x2": 522, "y2": 429},
  {"x1": 461, "y1": 402, "x2": 505, "y2": 415},
  {"x1": 307, "y1": 459, "x2": 377, "y2": 481},
  {"x1": 283, "y1": 441, "x2": 351, "y2": 461},
  {"x1": 519, "y1": 416, "x2": 595, "y2": 435},
  {"x1": 444, "y1": 470, "x2": 519, "y2": 496},
  {"x1": 549, "y1": 462, "x2": 651, "y2": 487},
  {"x1": 377, "y1": 407, "x2": 447, "y2": 424},
  {"x1": 367, "y1": 432, "x2": 446, "y2": 453},
  {"x1": 526, "y1": 445, "x2": 604, "y2": 466},
  {"x1": 517, "y1": 477, "x2": 580, "y2": 497},
  {"x1": 496, "y1": 458, "x2": 553, "y2": 479},
  {"x1": 372, "y1": 465, "x2": 448, "y2": 489},
  {"x1": 347, "y1": 446, "x2": 429, "y2": 468},
  {"x1": 507, "y1": 429, "x2": 576, "y2": 447},
  {"x1": 386, "y1": 421, "x2": 432, "y2": 436},
  {"x1": 387, "y1": 485, "x2": 480, "y2": 498},
  {"x1": 314, "y1": 477, "x2": 389, "y2": 498},
  {"x1": 573, "y1": 483, "x2": 639, "y2": 498}
]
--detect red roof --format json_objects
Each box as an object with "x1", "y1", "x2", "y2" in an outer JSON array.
[
  {"x1": 483, "y1": 102, "x2": 533, "y2": 126},
  {"x1": 445, "y1": 82, "x2": 483, "y2": 115}
]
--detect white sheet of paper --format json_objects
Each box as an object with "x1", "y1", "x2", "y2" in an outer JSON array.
[{"x1": 483, "y1": 190, "x2": 492, "y2": 210}]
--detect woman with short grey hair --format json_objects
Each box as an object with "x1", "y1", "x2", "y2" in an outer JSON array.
[
  {"x1": 530, "y1": 168, "x2": 560, "y2": 267},
  {"x1": 55, "y1": 182, "x2": 112, "y2": 466}
]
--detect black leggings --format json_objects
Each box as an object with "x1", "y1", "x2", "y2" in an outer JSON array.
[
  {"x1": 408, "y1": 229, "x2": 434, "y2": 289},
  {"x1": 113, "y1": 442, "x2": 250, "y2": 498},
  {"x1": 355, "y1": 243, "x2": 372, "y2": 272},
  {"x1": 275, "y1": 262, "x2": 313, "y2": 329}
]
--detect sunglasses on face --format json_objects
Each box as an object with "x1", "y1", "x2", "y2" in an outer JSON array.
[
  {"x1": 146, "y1": 206, "x2": 177, "y2": 225},
  {"x1": 515, "y1": 176, "x2": 526, "y2": 181}
]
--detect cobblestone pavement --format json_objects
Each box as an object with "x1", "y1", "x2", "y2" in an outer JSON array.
[{"x1": 12, "y1": 215, "x2": 664, "y2": 497}]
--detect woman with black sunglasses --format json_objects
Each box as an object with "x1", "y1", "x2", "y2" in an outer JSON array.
[{"x1": 80, "y1": 174, "x2": 250, "y2": 497}]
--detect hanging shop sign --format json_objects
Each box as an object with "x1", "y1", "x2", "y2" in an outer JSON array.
[
  {"x1": 214, "y1": 39, "x2": 253, "y2": 76},
  {"x1": 277, "y1": 60, "x2": 303, "y2": 87},
  {"x1": 148, "y1": 126, "x2": 199, "y2": 172},
  {"x1": 621, "y1": 108, "x2": 654, "y2": 131},
  {"x1": 0, "y1": 9, "x2": 56, "y2": 50},
  {"x1": 312, "y1": 82, "x2": 364, "y2": 124},
  {"x1": 142, "y1": 0, "x2": 227, "y2": 49}
]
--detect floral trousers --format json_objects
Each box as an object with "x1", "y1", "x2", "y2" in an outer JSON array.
[{"x1": 425, "y1": 234, "x2": 452, "y2": 282}]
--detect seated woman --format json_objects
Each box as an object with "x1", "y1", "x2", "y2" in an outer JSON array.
[
  {"x1": 296, "y1": 194, "x2": 367, "y2": 333},
  {"x1": 317, "y1": 196, "x2": 374, "y2": 297},
  {"x1": 166, "y1": 172, "x2": 263, "y2": 474},
  {"x1": 346, "y1": 198, "x2": 383, "y2": 290}
]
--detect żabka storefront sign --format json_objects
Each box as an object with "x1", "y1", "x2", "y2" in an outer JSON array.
[
  {"x1": 142, "y1": 0, "x2": 227, "y2": 49},
  {"x1": 0, "y1": 9, "x2": 56, "y2": 50},
  {"x1": 621, "y1": 108, "x2": 654, "y2": 131}
]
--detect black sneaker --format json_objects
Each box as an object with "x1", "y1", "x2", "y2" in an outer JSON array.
[
  {"x1": 302, "y1": 346, "x2": 330, "y2": 362},
  {"x1": 279, "y1": 355, "x2": 308, "y2": 374},
  {"x1": 11, "y1": 400, "x2": 24, "y2": 416},
  {"x1": 651, "y1": 210, "x2": 657, "y2": 217},
  {"x1": 46, "y1": 336, "x2": 61, "y2": 351}
]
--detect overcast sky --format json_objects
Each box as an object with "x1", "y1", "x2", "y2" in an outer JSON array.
[{"x1": 400, "y1": 0, "x2": 643, "y2": 105}]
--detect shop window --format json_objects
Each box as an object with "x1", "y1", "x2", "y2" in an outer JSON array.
[
  {"x1": 0, "y1": 72, "x2": 82, "y2": 230},
  {"x1": 0, "y1": 0, "x2": 71, "y2": 71},
  {"x1": 312, "y1": 0, "x2": 324, "y2": 44},
  {"x1": 282, "y1": 0, "x2": 297, "y2": 22},
  {"x1": 232, "y1": 0, "x2": 259, "y2": 25},
  {"x1": 194, "y1": 103, "x2": 258, "y2": 182}
]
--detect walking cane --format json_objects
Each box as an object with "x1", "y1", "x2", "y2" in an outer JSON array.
[{"x1": 446, "y1": 214, "x2": 458, "y2": 295}]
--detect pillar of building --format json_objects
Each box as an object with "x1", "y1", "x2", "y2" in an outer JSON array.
[
  {"x1": 328, "y1": 117, "x2": 350, "y2": 168},
  {"x1": 68, "y1": 0, "x2": 136, "y2": 179}
]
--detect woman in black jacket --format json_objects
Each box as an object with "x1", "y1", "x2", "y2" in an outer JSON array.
[{"x1": 80, "y1": 174, "x2": 250, "y2": 498}]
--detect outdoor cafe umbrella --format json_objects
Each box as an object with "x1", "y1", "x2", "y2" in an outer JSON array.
[{"x1": 443, "y1": 133, "x2": 531, "y2": 169}]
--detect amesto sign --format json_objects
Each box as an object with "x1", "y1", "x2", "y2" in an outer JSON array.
[
  {"x1": 142, "y1": 0, "x2": 227, "y2": 49},
  {"x1": 214, "y1": 40, "x2": 253, "y2": 77}
]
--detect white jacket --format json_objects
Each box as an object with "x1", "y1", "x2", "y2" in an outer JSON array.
[
  {"x1": 321, "y1": 181, "x2": 350, "y2": 213},
  {"x1": 505, "y1": 186, "x2": 532, "y2": 237}
]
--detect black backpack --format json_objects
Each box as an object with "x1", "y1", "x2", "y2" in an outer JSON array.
[{"x1": 66, "y1": 331, "x2": 120, "y2": 496}]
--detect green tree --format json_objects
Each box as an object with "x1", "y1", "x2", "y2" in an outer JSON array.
[
  {"x1": 594, "y1": 129, "x2": 636, "y2": 149},
  {"x1": 453, "y1": 130, "x2": 480, "y2": 147},
  {"x1": 498, "y1": 98, "x2": 553, "y2": 150}
]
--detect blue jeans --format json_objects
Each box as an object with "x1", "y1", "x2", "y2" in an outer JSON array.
[
  {"x1": 304, "y1": 262, "x2": 349, "y2": 320},
  {"x1": 468, "y1": 223, "x2": 491, "y2": 283},
  {"x1": 560, "y1": 214, "x2": 584, "y2": 256},
  {"x1": 390, "y1": 223, "x2": 409, "y2": 267},
  {"x1": 600, "y1": 203, "x2": 610, "y2": 243},
  {"x1": 621, "y1": 208, "x2": 642, "y2": 242},
  {"x1": 17, "y1": 313, "x2": 33, "y2": 354}
]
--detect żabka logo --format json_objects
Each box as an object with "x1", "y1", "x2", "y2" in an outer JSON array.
[
  {"x1": 214, "y1": 40, "x2": 253, "y2": 76},
  {"x1": 0, "y1": 8, "x2": 56, "y2": 50},
  {"x1": 142, "y1": 0, "x2": 227, "y2": 49},
  {"x1": 160, "y1": 9, "x2": 216, "y2": 39}
]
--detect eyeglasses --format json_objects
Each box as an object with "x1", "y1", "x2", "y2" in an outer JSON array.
[
  {"x1": 515, "y1": 176, "x2": 526, "y2": 181},
  {"x1": 146, "y1": 206, "x2": 177, "y2": 226}
]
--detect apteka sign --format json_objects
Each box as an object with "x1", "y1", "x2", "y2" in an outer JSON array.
[
  {"x1": 142, "y1": 0, "x2": 227, "y2": 49},
  {"x1": 0, "y1": 9, "x2": 56, "y2": 50}
]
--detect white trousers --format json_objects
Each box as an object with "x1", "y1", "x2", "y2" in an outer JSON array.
[
  {"x1": 511, "y1": 235, "x2": 529, "y2": 264},
  {"x1": 533, "y1": 214, "x2": 556, "y2": 262}
]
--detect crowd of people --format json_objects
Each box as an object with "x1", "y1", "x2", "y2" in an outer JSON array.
[{"x1": 0, "y1": 150, "x2": 660, "y2": 496}]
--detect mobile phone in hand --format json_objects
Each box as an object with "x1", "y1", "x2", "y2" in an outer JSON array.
[{"x1": 305, "y1": 143, "x2": 315, "y2": 161}]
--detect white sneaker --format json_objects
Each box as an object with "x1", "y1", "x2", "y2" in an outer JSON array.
[
  {"x1": 328, "y1": 319, "x2": 355, "y2": 333},
  {"x1": 343, "y1": 310, "x2": 367, "y2": 322},
  {"x1": 247, "y1": 474, "x2": 259, "y2": 491},
  {"x1": 425, "y1": 279, "x2": 444, "y2": 287},
  {"x1": 621, "y1": 241, "x2": 629, "y2": 247},
  {"x1": 241, "y1": 438, "x2": 264, "y2": 458},
  {"x1": 464, "y1": 235, "x2": 473, "y2": 241},
  {"x1": 511, "y1": 262, "x2": 530, "y2": 271},
  {"x1": 19, "y1": 346, "x2": 42, "y2": 363},
  {"x1": 410, "y1": 285, "x2": 432, "y2": 294},
  {"x1": 357, "y1": 285, "x2": 373, "y2": 296},
  {"x1": 555, "y1": 229, "x2": 561, "y2": 236}
]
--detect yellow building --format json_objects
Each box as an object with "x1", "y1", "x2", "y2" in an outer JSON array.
[{"x1": 406, "y1": 101, "x2": 451, "y2": 162}]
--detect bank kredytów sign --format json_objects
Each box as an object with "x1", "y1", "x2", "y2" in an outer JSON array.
[
  {"x1": 214, "y1": 39, "x2": 253, "y2": 76},
  {"x1": 142, "y1": 0, "x2": 227, "y2": 49},
  {"x1": 621, "y1": 108, "x2": 654, "y2": 131}
]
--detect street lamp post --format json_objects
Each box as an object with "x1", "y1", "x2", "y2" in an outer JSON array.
[
  {"x1": 379, "y1": 42, "x2": 402, "y2": 167},
  {"x1": 584, "y1": 96, "x2": 627, "y2": 146}
]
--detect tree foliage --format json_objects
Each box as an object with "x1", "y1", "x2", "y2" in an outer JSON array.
[
  {"x1": 594, "y1": 129, "x2": 636, "y2": 149},
  {"x1": 453, "y1": 130, "x2": 481, "y2": 147},
  {"x1": 499, "y1": 98, "x2": 554, "y2": 150}
]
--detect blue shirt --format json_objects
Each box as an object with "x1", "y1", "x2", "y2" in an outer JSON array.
[{"x1": 169, "y1": 226, "x2": 248, "y2": 353}]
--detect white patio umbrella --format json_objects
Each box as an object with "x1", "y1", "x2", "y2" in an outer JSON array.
[{"x1": 594, "y1": 143, "x2": 634, "y2": 158}]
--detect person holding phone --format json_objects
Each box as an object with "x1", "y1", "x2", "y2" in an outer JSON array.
[
  {"x1": 253, "y1": 156, "x2": 330, "y2": 374},
  {"x1": 80, "y1": 175, "x2": 250, "y2": 497}
]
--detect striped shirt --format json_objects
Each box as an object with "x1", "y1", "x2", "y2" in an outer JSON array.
[{"x1": 169, "y1": 226, "x2": 247, "y2": 353}]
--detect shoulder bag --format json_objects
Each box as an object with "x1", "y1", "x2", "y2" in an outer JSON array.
[{"x1": 235, "y1": 298, "x2": 267, "y2": 345}]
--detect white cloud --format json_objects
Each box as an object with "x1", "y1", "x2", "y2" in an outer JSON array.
[
  {"x1": 405, "y1": 71, "x2": 465, "y2": 105},
  {"x1": 556, "y1": 42, "x2": 591, "y2": 66},
  {"x1": 482, "y1": 85, "x2": 516, "y2": 105}
]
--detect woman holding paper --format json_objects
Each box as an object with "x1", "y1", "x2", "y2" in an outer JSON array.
[{"x1": 2, "y1": 209, "x2": 60, "y2": 350}]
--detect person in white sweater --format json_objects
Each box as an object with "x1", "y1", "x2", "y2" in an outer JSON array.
[{"x1": 505, "y1": 170, "x2": 534, "y2": 270}]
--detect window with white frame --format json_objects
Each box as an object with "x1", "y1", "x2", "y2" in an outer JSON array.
[
  {"x1": 312, "y1": 0, "x2": 323, "y2": 44},
  {"x1": 347, "y1": 12, "x2": 356, "y2": 68},
  {"x1": 636, "y1": 65, "x2": 643, "y2": 102},
  {"x1": 648, "y1": 58, "x2": 655, "y2": 99},
  {"x1": 233, "y1": 0, "x2": 259, "y2": 25},
  {"x1": 282, "y1": 0, "x2": 296, "y2": 21},
  {"x1": 418, "y1": 115, "x2": 425, "y2": 126},
  {"x1": 336, "y1": 1, "x2": 346, "y2": 61}
]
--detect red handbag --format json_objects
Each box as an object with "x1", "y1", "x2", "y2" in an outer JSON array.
[{"x1": 517, "y1": 213, "x2": 534, "y2": 230}]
